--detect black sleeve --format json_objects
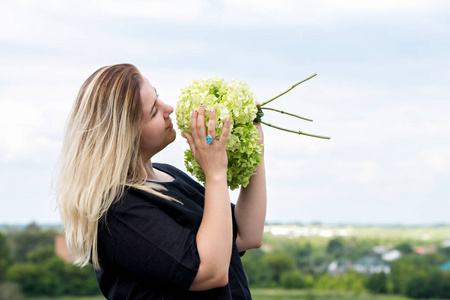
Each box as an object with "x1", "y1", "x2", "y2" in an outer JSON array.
[
  {"x1": 230, "y1": 203, "x2": 246, "y2": 257},
  {"x1": 100, "y1": 192, "x2": 200, "y2": 291}
]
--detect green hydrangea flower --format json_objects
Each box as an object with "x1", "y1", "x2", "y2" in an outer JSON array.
[
  {"x1": 176, "y1": 74, "x2": 330, "y2": 190},
  {"x1": 176, "y1": 77, "x2": 263, "y2": 190}
]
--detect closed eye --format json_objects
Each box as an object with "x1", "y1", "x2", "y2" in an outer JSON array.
[{"x1": 152, "y1": 100, "x2": 158, "y2": 117}]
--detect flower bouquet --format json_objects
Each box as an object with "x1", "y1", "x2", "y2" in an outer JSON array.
[{"x1": 176, "y1": 74, "x2": 329, "y2": 190}]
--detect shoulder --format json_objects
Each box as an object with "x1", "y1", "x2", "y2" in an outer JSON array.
[
  {"x1": 109, "y1": 186, "x2": 169, "y2": 215},
  {"x1": 153, "y1": 163, "x2": 204, "y2": 189},
  {"x1": 152, "y1": 163, "x2": 185, "y2": 178}
]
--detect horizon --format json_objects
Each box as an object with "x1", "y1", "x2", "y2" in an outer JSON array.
[{"x1": 2, "y1": 221, "x2": 450, "y2": 229}]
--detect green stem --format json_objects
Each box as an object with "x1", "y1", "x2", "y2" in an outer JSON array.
[
  {"x1": 260, "y1": 73, "x2": 317, "y2": 107},
  {"x1": 261, "y1": 107, "x2": 313, "y2": 122},
  {"x1": 260, "y1": 121, "x2": 330, "y2": 139}
]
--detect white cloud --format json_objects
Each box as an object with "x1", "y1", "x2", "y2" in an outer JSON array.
[
  {"x1": 0, "y1": 0, "x2": 449, "y2": 224},
  {"x1": 322, "y1": 0, "x2": 449, "y2": 14},
  {"x1": 330, "y1": 160, "x2": 378, "y2": 184},
  {"x1": 98, "y1": 0, "x2": 205, "y2": 20},
  {"x1": 0, "y1": 99, "x2": 44, "y2": 161},
  {"x1": 396, "y1": 147, "x2": 450, "y2": 191},
  {"x1": 0, "y1": 60, "x2": 96, "y2": 162}
]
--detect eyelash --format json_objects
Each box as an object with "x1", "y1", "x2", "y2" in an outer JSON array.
[{"x1": 152, "y1": 101, "x2": 158, "y2": 117}]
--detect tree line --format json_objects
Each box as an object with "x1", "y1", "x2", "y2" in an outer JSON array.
[
  {"x1": 1, "y1": 223, "x2": 450, "y2": 299},
  {"x1": 241, "y1": 233, "x2": 450, "y2": 299},
  {"x1": 0, "y1": 223, "x2": 100, "y2": 299}
]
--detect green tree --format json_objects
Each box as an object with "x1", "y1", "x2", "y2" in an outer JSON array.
[
  {"x1": 326, "y1": 238, "x2": 344, "y2": 258},
  {"x1": 314, "y1": 271, "x2": 366, "y2": 292},
  {"x1": 341, "y1": 238, "x2": 374, "y2": 261},
  {"x1": 6, "y1": 222, "x2": 58, "y2": 262},
  {"x1": 391, "y1": 254, "x2": 430, "y2": 294},
  {"x1": 405, "y1": 271, "x2": 440, "y2": 299},
  {"x1": 366, "y1": 272, "x2": 387, "y2": 294},
  {"x1": 64, "y1": 264, "x2": 100, "y2": 295},
  {"x1": 441, "y1": 272, "x2": 450, "y2": 299},
  {"x1": 26, "y1": 246, "x2": 55, "y2": 264},
  {"x1": 6, "y1": 257, "x2": 100, "y2": 297},
  {"x1": 241, "y1": 248, "x2": 272, "y2": 286},
  {"x1": 439, "y1": 245, "x2": 450, "y2": 256},
  {"x1": 0, "y1": 232, "x2": 11, "y2": 282},
  {"x1": 6, "y1": 263, "x2": 43, "y2": 296},
  {"x1": 422, "y1": 252, "x2": 447, "y2": 266},
  {"x1": 281, "y1": 270, "x2": 307, "y2": 289},
  {"x1": 339, "y1": 271, "x2": 366, "y2": 293},
  {"x1": 290, "y1": 242, "x2": 315, "y2": 273},
  {"x1": 40, "y1": 257, "x2": 66, "y2": 296},
  {"x1": 395, "y1": 242, "x2": 413, "y2": 254},
  {"x1": 263, "y1": 253, "x2": 295, "y2": 283}
]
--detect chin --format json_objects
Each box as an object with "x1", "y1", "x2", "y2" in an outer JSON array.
[
  {"x1": 164, "y1": 132, "x2": 176, "y2": 148},
  {"x1": 169, "y1": 130, "x2": 176, "y2": 142}
]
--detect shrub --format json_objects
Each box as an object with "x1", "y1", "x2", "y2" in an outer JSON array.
[
  {"x1": 366, "y1": 272, "x2": 387, "y2": 294},
  {"x1": 281, "y1": 271, "x2": 306, "y2": 289}
]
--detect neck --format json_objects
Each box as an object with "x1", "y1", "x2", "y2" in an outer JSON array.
[{"x1": 144, "y1": 160, "x2": 156, "y2": 180}]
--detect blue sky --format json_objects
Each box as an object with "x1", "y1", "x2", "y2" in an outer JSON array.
[{"x1": 1, "y1": 0, "x2": 449, "y2": 225}]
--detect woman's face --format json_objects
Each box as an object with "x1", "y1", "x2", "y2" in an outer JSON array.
[{"x1": 139, "y1": 77, "x2": 176, "y2": 160}]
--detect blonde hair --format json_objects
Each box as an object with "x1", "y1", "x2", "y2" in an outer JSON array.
[{"x1": 55, "y1": 64, "x2": 176, "y2": 270}]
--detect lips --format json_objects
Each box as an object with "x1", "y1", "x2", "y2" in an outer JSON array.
[{"x1": 166, "y1": 121, "x2": 173, "y2": 130}]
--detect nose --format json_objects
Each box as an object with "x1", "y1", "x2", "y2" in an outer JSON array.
[{"x1": 162, "y1": 101, "x2": 174, "y2": 118}]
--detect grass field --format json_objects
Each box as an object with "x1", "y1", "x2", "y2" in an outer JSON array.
[
  {"x1": 29, "y1": 289, "x2": 412, "y2": 300},
  {"x1": 250, "y1": 289, "x2": 411, "y2": 300}
]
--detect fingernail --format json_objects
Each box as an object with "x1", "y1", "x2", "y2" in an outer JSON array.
[
  {"x1": 210, "y1": 107, "x2": 214, "y2": 113},
  {"x1": 200, "y1": 103, "x2": 204, "y2": 108}
]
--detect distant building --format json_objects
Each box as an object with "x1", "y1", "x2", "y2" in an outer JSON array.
[
  {"x1": 353, "y1": 256, "x2": 390, "y2": 275},
  {"x1": 263, "y1": 225, "x2": 351, "y2": 238},
  {"x1": 442, "y1": 239, "x2": 450, "y2": 248},
  {"x1": 327, "y1": 259, "x2": 353, "y2": 276},
  {"x1": 440, "y1": 260, "x2": 450, "y2": 272},
  {"x1": 382, "y1": 249, "x2": 402, "y2": 262},
  {"x1": 54, "y1": 234, "x2": 76, "y2": 263},
  {"x1": 372, "y1": 245, "x2": 390, "y2": 255},
  {"x1": 413, "y1": 246, "x2": 436, "y2": 255}
]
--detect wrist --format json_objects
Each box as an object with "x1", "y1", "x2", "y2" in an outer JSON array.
[{"x1": 204, "y1": 171, "x2": 227, "y2": 185}]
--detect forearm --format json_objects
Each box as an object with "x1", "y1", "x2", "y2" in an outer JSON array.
[
  {"x1": 190, "y1": 173, "x2": 233, "y2": 291},
  {"x1": 235, "y1": 155, "x2": 267, "y2": 251}
]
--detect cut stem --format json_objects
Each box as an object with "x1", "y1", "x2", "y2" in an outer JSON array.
[
  {"x1": 260, "y1": 121, "x2": 330, "y2": 139},
  {"x1": 260, "y1": 73, "x2": 317, "y2": 107},
  {"x1": 261, "y1": 107, "x2": 313, "y2": 122}
]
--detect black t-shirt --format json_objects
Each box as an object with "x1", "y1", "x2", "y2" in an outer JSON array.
[{"x1": 95, "y1": 163, "x2": 252, "y2": 299}]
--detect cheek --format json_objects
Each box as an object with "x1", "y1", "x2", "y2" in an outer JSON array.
[
  {"x1": 140, "y1": 123, "x2": 163, "y2": 144},
  {"x1": 140, "y1": 125, "x2": 154, "y2": 146}
]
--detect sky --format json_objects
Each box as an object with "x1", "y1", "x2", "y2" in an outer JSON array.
[{"x1": 0, "y1": 0, "x2": 449, "y2": 225}]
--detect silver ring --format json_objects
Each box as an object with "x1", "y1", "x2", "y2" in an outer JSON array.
[{"x1": 206, "y1": 135, "x2": 213, "y2": 144}]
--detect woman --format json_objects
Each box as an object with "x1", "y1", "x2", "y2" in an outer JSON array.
[{"x1": 56, "y1": 63, "x2": 266, "y2": 299}]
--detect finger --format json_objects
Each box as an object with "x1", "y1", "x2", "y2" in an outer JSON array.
[
  {"x1": 207, "y1": 107, "x2": 216, "y2": 141},
  {"x1": 190, "y1": 109, "x2": 199, "y2": 141},
  {"x1": 218, "y1": 117, "x2": 230, "y2": 147},
  {"x1": 196, "y1": 103, "x2": 206, "y2": 140},
  {"x1": 183, "y1": 132, "x2": 196, "y2": 156}
]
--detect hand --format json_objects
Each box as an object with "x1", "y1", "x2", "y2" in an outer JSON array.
[
  {"x1": 254, "y1": 121, "x2": 264, "y2": 147},
  {"x1": 254, "y1": 102, "x2": 265, "y2": 151},
  {"x1": 184, "y1": 105, "x2": 231, "y2": 179}
]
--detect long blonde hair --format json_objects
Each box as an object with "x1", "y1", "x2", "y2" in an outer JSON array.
[{"x1": 55, "y1": 64, "x2": 175, "y2": 270}]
